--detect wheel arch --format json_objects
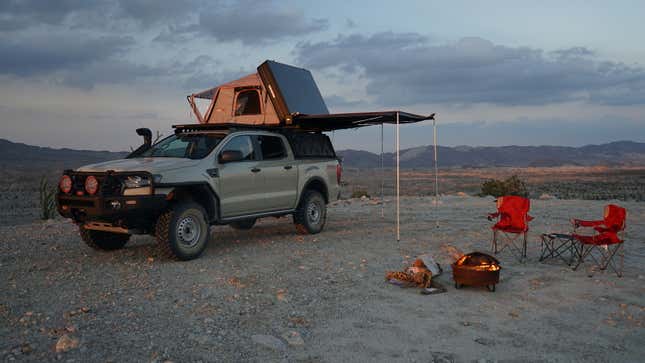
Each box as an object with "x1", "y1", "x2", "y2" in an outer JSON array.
[
  {"x1": 164, "y1": 183, "x2": 220, "y2": 223},
  {"x1": 299, "y1": 177, "x2": 329, "y2": 205}
]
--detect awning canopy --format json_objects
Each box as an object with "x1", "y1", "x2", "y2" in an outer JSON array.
[{"x1": 294, "y1": 111, "x2": 435, "y2": 131}]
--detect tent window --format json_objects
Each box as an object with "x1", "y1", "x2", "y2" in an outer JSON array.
[{"x1": 234, "y1": 90, "x2": 261, "y2": 116}]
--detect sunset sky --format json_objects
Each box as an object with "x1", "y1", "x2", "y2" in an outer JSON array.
[{"x1": 1, "y1": 0, "x2": 644, "y2": 152}]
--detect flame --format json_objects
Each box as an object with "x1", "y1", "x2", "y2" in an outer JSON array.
[{"x1": 454, "y1": 254, "x2": 501, "y2": 271}]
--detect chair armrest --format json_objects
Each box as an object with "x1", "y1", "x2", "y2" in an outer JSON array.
[{"x1": 573, "y1": 219, "x2": 604, "y2": 228}]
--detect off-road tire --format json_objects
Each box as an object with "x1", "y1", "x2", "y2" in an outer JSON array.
[
  {"x1": 294, "y1": 190, "x2": 326, "y2": 234},
  {"x1": 155, "y1": 201, "x2": 210, "y2": 261},
  {"x1": 79, "y1": 226, "x2": 130, "y2": 251},
  {"x1": 229, "y1": 218, "x2": 256, "y2": 230}
]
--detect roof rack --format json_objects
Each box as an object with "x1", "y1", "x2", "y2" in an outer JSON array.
[{"x1": 172, "y1": 123, "x2": 320, "y2": 134}]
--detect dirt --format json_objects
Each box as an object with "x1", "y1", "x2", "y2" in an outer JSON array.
[{"x1": 1, "y1": 196, "x2": 644, "y2": 362}]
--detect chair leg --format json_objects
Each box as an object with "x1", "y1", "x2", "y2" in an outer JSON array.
[
  {"x1": 523, "y1": 232, "x2": 528, "y2": 260},
  {"x1": 491, "y1": 230, "x2": 498, "y2": 254}
]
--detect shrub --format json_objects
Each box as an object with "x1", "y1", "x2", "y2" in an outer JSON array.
[
  {"x1": 39, "y1": 176, "x2": 57, "y2": 220},
  {"x1": 480, "y1": 175, "x2": 528, "y2": 198}
]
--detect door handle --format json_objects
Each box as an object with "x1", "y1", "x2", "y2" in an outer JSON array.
[
  {"x1": 284, "y1": 165, "x2": 293, "y2": 170},
  {"x1": 251, "y1": 168, "x2": 261, "y2": 173}
]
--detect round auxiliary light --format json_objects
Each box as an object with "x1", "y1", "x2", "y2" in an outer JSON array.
[
  {"x1": 85, "y1": 175, "x2": 99, "y2": 195},
  {"x1": 59, "y1": 175, "x2": 72, "y2": 194}
]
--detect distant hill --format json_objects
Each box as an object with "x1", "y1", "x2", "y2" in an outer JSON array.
[
  {"x1": 337, "y1": 141, "x2": 645, "y2": 168},
  {"x1": 1, "y1": 138, "x2": 644, "y2": 172},
  {"x1": 0, "y1": 139, "x2": 128, "y2": 171}
]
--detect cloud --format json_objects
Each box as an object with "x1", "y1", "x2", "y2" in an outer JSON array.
[
  {"x1": 0, "y1": 34, "x2": 134, "y2": 77},
  {"x1": 188, "y1": 1, "x2": 328, "y2": 44},
  {"x1": 295, "y1": 33, "x2": 645, "y2": 107}
]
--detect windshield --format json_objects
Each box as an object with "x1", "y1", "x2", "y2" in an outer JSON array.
[{"x1": 137, "y1": 133, "x2": 224, "y2": 159}]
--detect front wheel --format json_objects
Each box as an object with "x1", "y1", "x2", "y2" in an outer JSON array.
[
  {"x1": 293, "y1": 190, "x2": 327, "y2": 234},
  {"x1": 79, "y1": 226, "x2": 130, "y2": 250},
  {"x1": 155, "y1": 202, "x2": 210, "y2": 261}
]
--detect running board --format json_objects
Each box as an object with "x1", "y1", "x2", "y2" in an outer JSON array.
[{"x1": 219, "y1": 209, "x2": 294, "y2": 224}]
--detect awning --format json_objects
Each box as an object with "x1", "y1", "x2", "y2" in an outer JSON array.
[{"x1": 294, "y1": 111, "x2": 435, "y2": 131}]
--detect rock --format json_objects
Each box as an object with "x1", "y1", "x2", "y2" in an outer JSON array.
[
  {"x1": 539, "y1": 193, "x2": 555, "y2": 200},
  {"x1": 474, "y1": 337, "x2": 495, "y2": 346},
  {"x1": 456, "y1": 192, "x2": 468, "y2": 197},
  {"x1": 281, "y1": 331, "x2": 304, "y2": 346},
  {"x1": 55, "y1": 334, "x2": 79, "y2": 353},
  {"x1": 251, "y1": 334, "x2": 286, "y2": 351},
  {"x1": 360, "y1": 195, "x2": 369, "y2": 201}
]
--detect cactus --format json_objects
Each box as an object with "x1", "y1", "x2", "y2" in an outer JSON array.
[{"x1": 39, "y1": 176, "x2": 57, "y2": 220}]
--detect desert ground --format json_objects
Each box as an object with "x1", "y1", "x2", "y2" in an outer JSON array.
[{"x1": 1, "y1": 194, "x2": 644, "y2": 362}]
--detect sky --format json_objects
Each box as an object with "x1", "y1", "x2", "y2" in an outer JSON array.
[{"x1": 1, "y1": 0, "x2": 644, "y2": 152}]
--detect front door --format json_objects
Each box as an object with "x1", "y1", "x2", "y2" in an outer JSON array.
[{"x1": 218, "y1": 135, "x2": 263, "y2": 217}]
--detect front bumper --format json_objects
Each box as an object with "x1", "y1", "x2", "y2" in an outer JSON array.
[{"x1": 57, "y1": 194, "x2": 167, "y2": 225}]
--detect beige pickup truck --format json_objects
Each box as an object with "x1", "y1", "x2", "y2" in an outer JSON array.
[{"x1": 56, "y1": 125, "x2": 341, "y2": 260}]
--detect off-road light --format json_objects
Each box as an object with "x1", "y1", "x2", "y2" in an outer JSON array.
[
  {"x1": 85, "y1": 176, "x2": 99, "y2": 195},
  {"x1": 59, "y1": 175, "x2": 72, "y2": 194}
]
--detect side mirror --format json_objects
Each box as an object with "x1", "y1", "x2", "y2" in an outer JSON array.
[{"x1": 219, "y1": 150, "x2": 244, "y2": 163}]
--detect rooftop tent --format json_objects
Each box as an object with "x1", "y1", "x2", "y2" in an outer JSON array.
[{"x1": 187, "y1": 73, "x2": 281, "y2": 126}]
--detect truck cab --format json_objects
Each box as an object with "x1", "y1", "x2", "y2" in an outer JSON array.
[{"x1": 57, "y1": 125, "x2": 341, "y2": 260}]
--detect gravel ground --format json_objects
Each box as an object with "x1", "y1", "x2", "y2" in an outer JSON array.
[{"x1": 1, "y1": 196, "x2": 644, "y2": 362}]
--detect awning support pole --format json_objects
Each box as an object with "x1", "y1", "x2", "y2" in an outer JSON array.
[
  {"x1": 433, "y1": 118, "x2": 439, "y2": 228},
  {"x1": 396, "y1": 111, "x2": 400, "y2": 242},
  {"x1": 380, "y1": 123, "x2": 384, "y2": 218}
]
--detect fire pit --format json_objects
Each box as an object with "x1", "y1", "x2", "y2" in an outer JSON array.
[{"x1": 452, "y1": 252, "x2": 501, "y2": 292}]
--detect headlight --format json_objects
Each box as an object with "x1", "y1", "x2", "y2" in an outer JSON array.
[{"x1": 123, "y1": 175, "x2": 151, "y2": 188}]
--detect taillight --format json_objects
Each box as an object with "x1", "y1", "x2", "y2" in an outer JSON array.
[
  {"x1": 59, "y1": 175, "x2": 72, "y2": 194},
  {"x1": 336, "y1": 163, "x2": 342, "y2": 184},
  {"x1": 85, "y1": 176, "x2": 99, "y2": 195}
]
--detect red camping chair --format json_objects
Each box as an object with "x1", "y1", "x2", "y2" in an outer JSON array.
[
  {"x1": 488, "y1": 196, "x2": 533, "y2": 261},
  {"x1": 571, "y1": 204, "x2": 626, "y2": 277}
]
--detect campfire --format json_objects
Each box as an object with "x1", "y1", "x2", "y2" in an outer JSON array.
[{"x1": 451, "y1": 252, "x2": 501, "y2": 292}]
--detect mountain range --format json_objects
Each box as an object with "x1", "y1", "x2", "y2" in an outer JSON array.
[
  {"x1": 1, "y1": 138, "x2": 644, "y2": 171},
  {"x1": 336, "y1": 141, "x2": 645, "y2": 168}
]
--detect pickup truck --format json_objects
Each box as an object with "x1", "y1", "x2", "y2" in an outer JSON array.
[{"x1": 56, "y1": 125, "x2": 341, "y2": 260}]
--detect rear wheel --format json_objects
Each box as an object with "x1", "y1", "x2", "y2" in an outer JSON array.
[
  {"x1": 155, "y1": 201, "x2": 210, "y2": 261},
  {"x1": 79, "y1": 226, "x2": 130, "y2": 251},
  {"x1": 294, "y1": 190, "x2": 326, "y2": 234},
  {"x1": 229, "y1": 218, "x2": 256, "y2": 230}
]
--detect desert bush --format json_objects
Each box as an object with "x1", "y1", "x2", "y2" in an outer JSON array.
[
  {"x1": 39, "y1": 176, "x2": 57, "y2": 220},
  {"x1": 351, "y1": 189, "x2": 370, "y2": 199},
  {"x1": 479, "y1": 175, "x2": 528, "y2": 198}
]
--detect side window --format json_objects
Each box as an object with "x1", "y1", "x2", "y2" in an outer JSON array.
[
  {"x1": 234, "y1": 90, "x2": 261, "y2": 116},
  {"x1": 257, "y1": 135, "x2": 287, "y2": 160},
  {"x1": 221, "y1": 135, "x2": 256, "y2": 161}
]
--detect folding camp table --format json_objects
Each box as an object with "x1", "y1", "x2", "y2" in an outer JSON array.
[{"x1": 539, "y1": 233, "x2": 576, "y2": 265}]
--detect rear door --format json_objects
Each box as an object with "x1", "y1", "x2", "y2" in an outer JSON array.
[
  {"x1": 255, "y1": 134, "x2": 298, "y2": 210},
  {"x1": 217, "y1": 135, "x2": 264, "y2": 217}
]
